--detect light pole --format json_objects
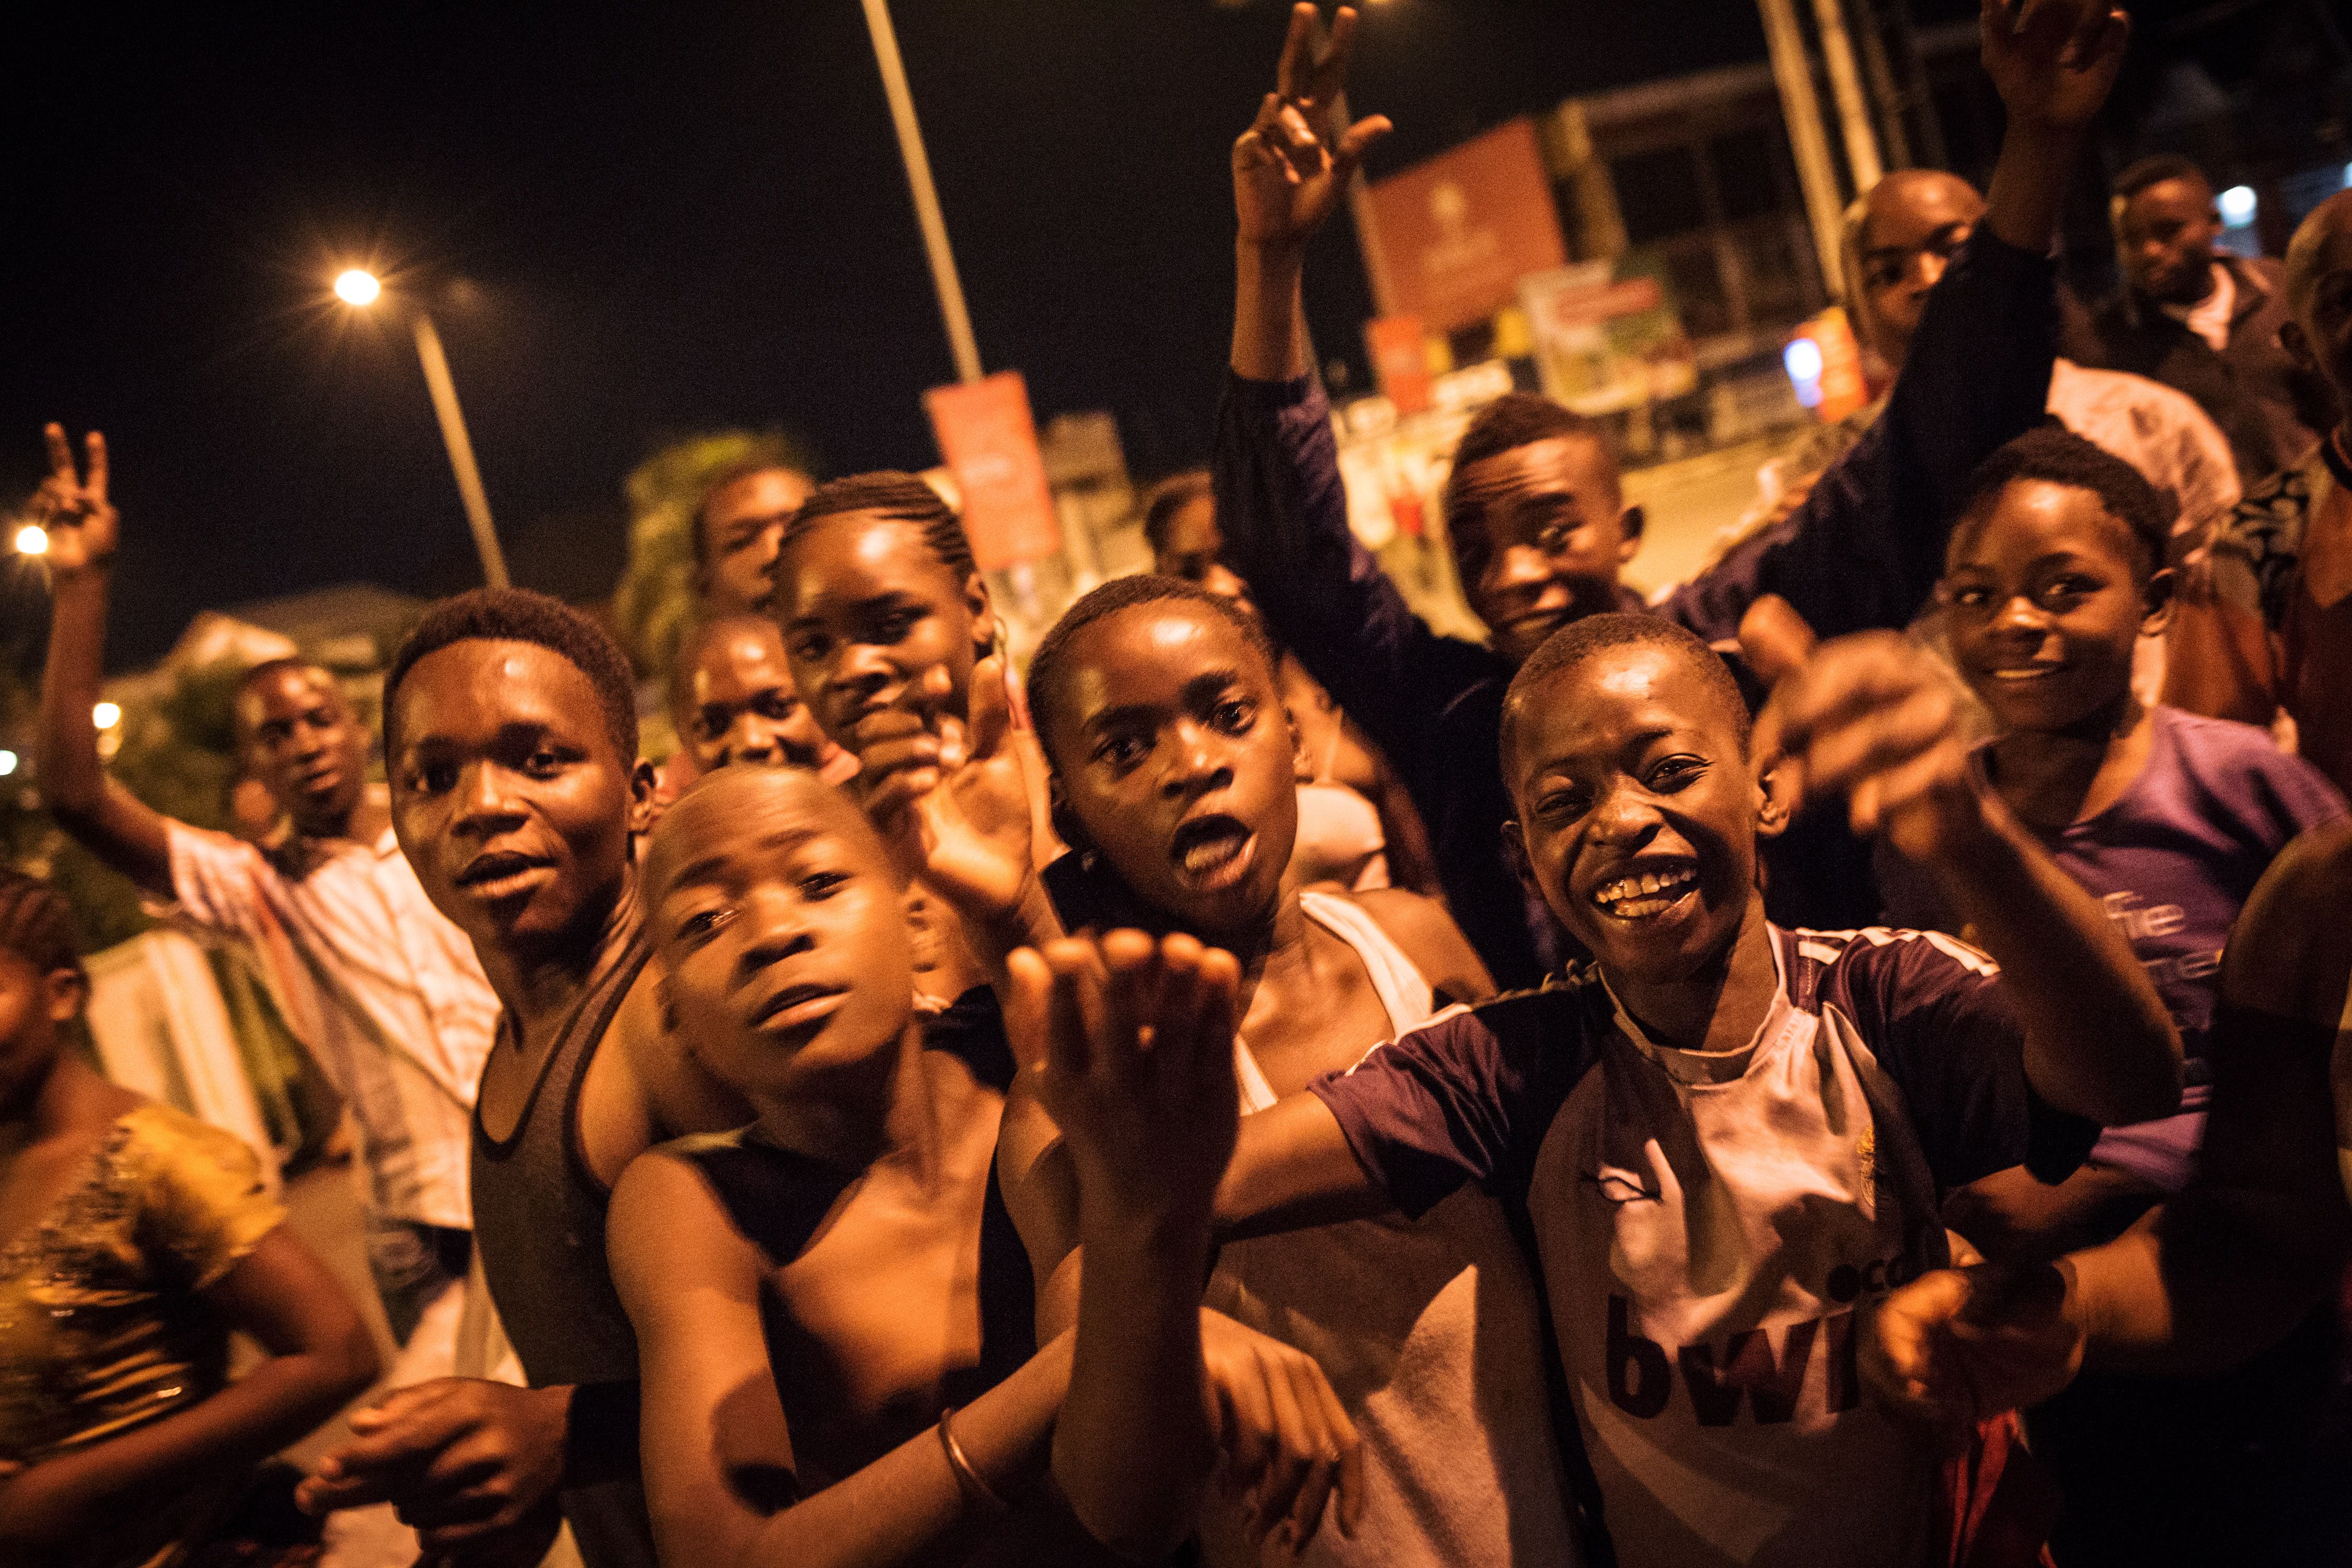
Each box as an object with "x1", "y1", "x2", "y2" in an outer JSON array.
[{"x1": 333, "y1": 269, "x2": 511, "y2": 589}]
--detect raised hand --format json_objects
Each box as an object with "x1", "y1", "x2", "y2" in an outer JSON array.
[
  {"x1": 1759, "y1": 630, "x2": 1986, "y2": 864},
  {"x1": 1233, "y1": 4, "x2": 1391, "y2": 250},
  {"x1": 1981, "y1": 0, "x2": 2129, "y2": 133},
  {"x1": 31, "y1": 424, "x2": 117, "y2": 577},
  {"x1": 850, "y1": 655, "x2": 1035, "y2": 925},
  {"x1": 1007, "y1": 930, "x2": 1242, "y2": 1226},
  {"x1": 1200, "y1": 1309, "x2": 1363, "y2": 1550},
  {"x1": 1863, "y1": 1261, "x2": 2086, "y2": 1451}
]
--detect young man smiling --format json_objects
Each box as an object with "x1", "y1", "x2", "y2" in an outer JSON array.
[{"x1": 1212, "y1": 0, "x2": 2125, "y2": 984}]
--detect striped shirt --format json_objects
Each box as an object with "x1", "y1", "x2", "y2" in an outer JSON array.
[{"x1": 168, "y1": 820, "x2": 498, "y2": 1229}]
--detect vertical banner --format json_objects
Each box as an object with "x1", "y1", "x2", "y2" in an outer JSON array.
[
  {"x1": 923, "y1": 371, "x2": 1063, "y2": 571},
  {"x1": 1364, "y1": 316, "x2": 1434, "y2": 416}
]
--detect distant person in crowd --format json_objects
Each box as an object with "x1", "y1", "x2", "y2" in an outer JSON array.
[
  {"x1": 648, "y1": 613, "x2": 858, "y2": 831},
  {"x1": 1212, "y1": 0, "x2": 2117, "y2": 986},
  {"x1": 0, "y1": 869, "x2": 378, "y2": 1568},
  {"x1": 1869, "y1": 814, "x2": 2352, "y2": 1564},
  {"x1": 1903, "y1": 427, "x2": 2345, "y2": 1563},
  {"x1": 31, "y1": 424, "x2": 500, "y2": 1347},
  {"x1": 1146, "y1": 470, "x2": 1443, "y2": 898},
  {"x1": 900, "y1": 571, "x2": 1578, "y2": 1565},
  {"x1": 296, "y1": 589, "x2": 748, "y2": 1568},
  {"x1": 693, "y1": 459, "x2": 815, "y2": 620},
  {"x1": 1134, "y1": 612, "x2": 2180, "y2": 1567},
  {"x1": 2088, "y1": 154, "x2": 2334, "y2": 488},
  {"x1": 2185, "y1": 190, "x2": 2352, "y2": 798}
]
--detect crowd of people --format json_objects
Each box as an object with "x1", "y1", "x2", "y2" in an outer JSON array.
[{"x1": 7, "y1": 2, "x2": 2352, "y2": 1564}]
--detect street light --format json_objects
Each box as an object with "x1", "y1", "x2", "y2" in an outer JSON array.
[
  {"x1": 12, "y1": 525, "x2": 46, "y2": 556},
  {"x1": 92, "y1": 702, "x2": 121, "y2": 730},
  {"x1": 332, "y1": 268, "x2": 511, "y2": 589}
]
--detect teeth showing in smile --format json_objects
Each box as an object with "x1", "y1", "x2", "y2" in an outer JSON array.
[{"x1": 1590, "y1": 864, "x2": 1697, "y2": 918}]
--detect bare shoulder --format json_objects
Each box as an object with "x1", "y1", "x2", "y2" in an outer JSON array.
[
  {"x1": 2222, "y1": 818, "x2": 2352, "y2": 1028},
  {"x1": 1346, "y1": 886, "x2": 1495, "y2": 1005},
  {"x1": 607, "y1": 1146, "x2": 755, "y2": 1315}
]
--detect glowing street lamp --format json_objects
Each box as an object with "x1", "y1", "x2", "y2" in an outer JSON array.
[
  {"x1": 12, "y1": 524, "x2": 47, "y2": 556},
  {"x1": 332, "y1": 268, "x2": 511, "y2": 589},
  {"x1": 92, "y1": 702, "x2": 121, "y2": 730}
]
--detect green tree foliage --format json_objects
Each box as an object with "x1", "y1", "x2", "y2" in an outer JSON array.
[{"x1": 610, "y1": 428, "x2": 818, "y2": 683}]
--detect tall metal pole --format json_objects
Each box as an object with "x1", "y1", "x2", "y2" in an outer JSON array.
[
  {"x1": 1811, "y1": 0, "x2": 1885, "y2": 193},
  {"x1": 1757, "y1": 0, "x2": 1851, "y2": 299},
  {"x1": 861, "y1": 0, "x2": 984, "y2": 386},
  {"x1": 410, "y1": 313, "x2": 510, "y2": 589}
]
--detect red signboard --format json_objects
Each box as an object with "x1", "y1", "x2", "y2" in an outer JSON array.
[
  {"x1": 1361, "y1": 118, "x2": 1570, "y2": 335},
  {"x1": 922, "y1": 372, "x2": 1063, "y2": 572},
  {"x1": 1363, "y1": 316, "x2": 1433, "y2": 416}
]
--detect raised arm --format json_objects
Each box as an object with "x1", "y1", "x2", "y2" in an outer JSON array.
[
  {"x1": 1768, "y1": 631, "x2": 2182, "y2": 1125},
  {"x1": 1664, "y1": 0, "x2": 2125, "y2": 644},
  {"x1": 0, "y1": 1228, "x2": 377, "y2": 1558},
  {"x1": 32, "y1": 425, "x2": 175, "y2": 896}
]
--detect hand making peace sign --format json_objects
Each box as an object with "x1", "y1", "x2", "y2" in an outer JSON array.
[
  {"x1": 1232, "y1": 4, "x2": 1392, "y2": 250},
  {"x1": 31, "y1": 424, "x2": 117, "y2": 578}
]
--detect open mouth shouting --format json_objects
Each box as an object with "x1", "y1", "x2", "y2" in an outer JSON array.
[
  {"x1": 1169, "y1": 813, "x2": 1258, "y2": 894},
  {"x1": 454, "y1": 850, "x2": 555, "y2": 902},
  {"x1": 1589, "y1": 858, "x2": 1700, "y2": 921},
  {"x1": 749, "y1": 981, "x2": 847, "y2": 1034}
]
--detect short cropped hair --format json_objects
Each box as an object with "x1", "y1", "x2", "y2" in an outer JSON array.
[
  {"x1": 384, "y1": 587, "x2": 641, "y2": 764},
  {"x1": 777, "y1": 471, "x2": 978, "y2": 593},
  {"x1": 232, "y1": 658, "x2": 342, "y2": 737},
  {"x1": 1500, "y1": 613, "x2": 1753, "y2": 781},
  {"x1": 0, "y1": 870, "x2": 83, "y2": 983},
  {"x1": 666, "y1": 613, "x2": 783, "y2": 732},
  {"x1": 2113, "y1": 154, "x2": 2209, "y2": 205},
  {"x1": 1142, "y1": 470, "x2": 1215, "y2": 557},
  {"x1": 690, "y1": 460, "x2": 810, "y2": 569},
  {"x1": 1443, "y1": 393, "x2": 1616, "y2": 543},
  {"x1": 1954, "y1": 425, "x2": 2177, "y2": 581},
  {"x1": 1025, "y1": 575, "x2": 1279, "y2": 767}
]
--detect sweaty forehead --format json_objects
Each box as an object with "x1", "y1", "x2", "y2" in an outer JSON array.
[
  {"x1": 1459, "y1": 435, "x2": 1614, "y2": 498},
  {"x1": 706, "y1": 469, "x2": 809, "y2": 529},
  {"x1": 396, "y1": 639, "x2": 606, "y2": 747},
  {"x1": 1864, "y1": 172, "x2": 1982, "y2": 250},
  {"x1": 236, "y1": 667, "x2": 338, "y2": 728},
  {"x1": 648, "y1": 768, "x2": 884, "y2": 898},
  {"x1": 1950, "y1": 480, "x2": 2140, "y2": 571},
  {"x1": 1067, "y1": 605, "x2": 1261, "y2": 710},
  {"x1": 1511, "y1": 647, "x2": 1737, "y2": 780},
  {"x1": 781, "y1": 512, "x2": 944, "y2": 604}
]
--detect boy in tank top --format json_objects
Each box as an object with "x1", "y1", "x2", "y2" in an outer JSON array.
[{"x1": 297, "y1": 589, "x2": 747, "y2": 1568}]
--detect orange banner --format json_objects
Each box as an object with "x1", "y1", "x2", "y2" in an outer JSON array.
[
  {"x1": 923, "y1": 372, "x2": 1063, "y2": 572},
  {"x1": 1363, "y1": 316, "x2": 1433, "y2": 415},
  {"x1": 1362, "y1": 118, "x2": 1570, "y2": 335}
]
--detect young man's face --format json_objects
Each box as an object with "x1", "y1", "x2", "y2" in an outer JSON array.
[
  {"x1": 1854, "y1": 171, "x2": 1982, "y2": 368},
  {"x1": 674, "y1": 620, "x2": 832, "y2": 774},
  {"x1": 390, "y1": 640, "x2": 649, "y2": 963},
  {"x1": 235, "y1": 666, "x2": 370, "y2": 838},
  {"x1": 2117, "y1": 178, "x2": 2220, "y2": 307},
  {"x1": 775, "y1": 512, "x2": 990, "y2": 747},
  {"x1": 697, "y1": 468, "x2": 813, "y2": 619},
  {"x1": 2282, "y1": 204, "x2": 2352, "y2": 429},
  {"x1": 1941, "y1": 481, "x2": 2162, "y2": 736},
  {"x1": 1041, "y1": 602, "x2": 1297, "y2": 945},
  {"x1": 1506, "y1": 645, "x2": 1763, "y2": 991},
  {"x1": 1450, "y1": 435, "x2": 1638, "y2": 669},
  {"x1": 647, "y1": 768, "x2": 915, "y2": 1105},
  {"x1": 1152, "y1": 495, "x2": 1260, "y2": 620}
]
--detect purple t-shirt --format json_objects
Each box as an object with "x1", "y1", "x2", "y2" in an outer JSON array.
[
  {"x1": 2041, "y1": 707, "x2": 2345, "y2": 1187},
  {"x1": 1307, "y1": 925, "x2": 2093, "y2": 1567}
]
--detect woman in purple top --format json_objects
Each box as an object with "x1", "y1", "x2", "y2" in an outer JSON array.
[{"x1": 1930, "y1": 425, "x2": 2346, "y2": 1567}]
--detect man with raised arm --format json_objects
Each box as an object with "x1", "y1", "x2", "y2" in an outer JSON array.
[
  {"x1": 30, "y1": 424, "x2": 498, "y2": 1346},
  {"x1": 1214, "y1": 0, "x2": 2124, "y2": 984}
]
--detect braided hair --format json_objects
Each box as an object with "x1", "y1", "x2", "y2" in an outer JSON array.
[{"x1": 778, "y1": 471, "x2": 978, "y2": 586}]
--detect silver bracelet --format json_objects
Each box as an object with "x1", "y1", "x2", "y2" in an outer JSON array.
[{"x1": 937, "y1": 1405, "x2": 1011, "y2": 1517}]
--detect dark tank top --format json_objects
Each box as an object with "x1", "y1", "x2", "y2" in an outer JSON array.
[
  {"x1": 470, "y1": 896, "x2": 656, "y2": 1568},
  {"x1": 664, "y1": 988, "x2": 1037, "y2": 1483}
]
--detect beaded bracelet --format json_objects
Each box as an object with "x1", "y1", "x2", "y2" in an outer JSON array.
[{"x1": 937, "y1": 1405, "x2": 1011, "y2": 1517}]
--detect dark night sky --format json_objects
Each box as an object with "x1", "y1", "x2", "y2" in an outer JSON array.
[{"x1": 10, "y1": 0, "x2": 1936, "y2": 667}]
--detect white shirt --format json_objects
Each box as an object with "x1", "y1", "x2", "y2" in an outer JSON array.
[
  {"x1": 2161, "y1": 261, "x2": 2236, "y2": 354},
  {"x1": 168, "y1": 820, "x2": 498, "y2": 1228}
]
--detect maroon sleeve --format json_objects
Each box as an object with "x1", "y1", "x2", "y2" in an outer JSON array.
[{"x1": 1306, "y1": 988, "x2": 1596, "y2": 1219}]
